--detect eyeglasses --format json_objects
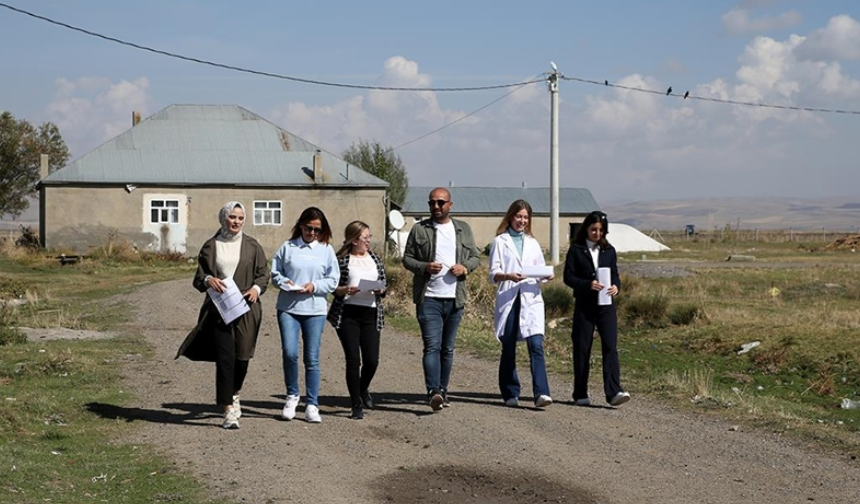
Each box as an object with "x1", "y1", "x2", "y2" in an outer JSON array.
[
  {"x1": 358, "y1": 234, "x2": 372, "y2": 241},
  {"x1": 302, "y1": 224, "x2": 323, "y2": 234},
  {"x1": 428, "y1": 199, "x2": 450, "y2": 207}
]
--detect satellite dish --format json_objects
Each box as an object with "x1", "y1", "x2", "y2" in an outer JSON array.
[{"x1": 388, "y1": 209, "x2": 405, "y2": 230}]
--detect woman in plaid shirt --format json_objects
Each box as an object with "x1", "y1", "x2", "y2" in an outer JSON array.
[{"x1": 327, "y1": 221, "x2": 387, "y2": 420}]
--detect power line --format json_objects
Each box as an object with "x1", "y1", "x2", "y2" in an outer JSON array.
[
  {"x1": 0, "y1": 2, "x2": 542, "y2": 92},
  {"x1": 561, "y1": 75, "x2": 860, "y2": 116},
  {"x1": 393, "y1": 76, "x2": 542, "y2": 150},
  {"x1": 3, "y1": 2, "x2": 858, "y2": 116}
]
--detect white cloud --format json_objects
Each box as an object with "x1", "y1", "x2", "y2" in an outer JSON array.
[
  {"x1": 722, "y1": 7, "x2": 801, "y2": 36},
  {"x1": 46, "y1": 77, "x2": 155, "y2": 159},
  {"x1": 796, "y1": 15, "x2": 860, "y2": 61},
  {"x1": 260, "y1": 28, "x2": 859, "y2": 202}
]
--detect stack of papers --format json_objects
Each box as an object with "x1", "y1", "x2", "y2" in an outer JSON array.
[{"x1": 207, "y1": 277, "x2": 250, "y2": 324}]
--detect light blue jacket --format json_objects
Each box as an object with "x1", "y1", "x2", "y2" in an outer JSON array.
[{"x1": 271, "y1": 238, "x2": 339, "y2": 315}]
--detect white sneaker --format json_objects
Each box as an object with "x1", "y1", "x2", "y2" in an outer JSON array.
[
  {"x1": 573, "y1": 398, "x2": 591, "y2": 406},
  {"x1": 232, "y1": 394, "x2": 242, "y2": 419},
  {"x1": 504, "y1": 397, "x2": 520, "y2": 408},
  {"x1": 305, "y1": 404, "x2": 322, "y2": 423},
  {"x1": 609, "y1": 391, "x2": 631, "y2": 407},
  {"x1": 281, "y1": 395, "x2": 299, "y2": 420},
  {"x1": 221, "y1": 407, "x2": 240, "y2": 429},
  {"x1": 535, "y1": 395, "x2": 553, "y2": 408}
]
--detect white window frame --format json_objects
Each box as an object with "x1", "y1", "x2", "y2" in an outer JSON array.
[
  {"x1": 253, "y1": 200, "x2": 282, "y2": 226},
  {"x1": 149, "y1": 199, "x2": 180, "y2": 224}
]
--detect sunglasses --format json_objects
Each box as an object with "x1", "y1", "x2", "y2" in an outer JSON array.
[
  {"x1": 428, "y1": 199, "x2": 450, "y2": 207},
  {"x1": 302, "y1": 224, "x2": 323, "y2": 234}
]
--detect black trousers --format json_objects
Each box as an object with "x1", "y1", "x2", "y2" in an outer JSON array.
[
  {"x1": 570, "y1": 303, "x2": 622, "y2": 402},
  {"x1": 336, "y1": 305, "x2": 380, "y2": 408},
  {"x1": 212, "y1": 319, "x2": 250, "y2": 406}
]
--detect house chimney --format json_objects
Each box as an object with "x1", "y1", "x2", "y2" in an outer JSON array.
[
  {"x1": 132, "y1": 111, "x2": 141, "y2": 126},
  {"x1": 313, "y1": 150, "x2": 322, "y2": 183},
  {"x1": 39, "y1": 154, "x2": 49, "y2": 179}
]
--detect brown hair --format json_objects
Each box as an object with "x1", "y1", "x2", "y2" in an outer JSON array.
[
  {"x1": 289, "y1": 206, "x2": 333, "y2": 244},
  {"x1": 495, "y1": 199, "x2": 533, "y2": 236}
]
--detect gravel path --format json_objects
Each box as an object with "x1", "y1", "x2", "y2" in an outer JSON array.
[{"x1": 111, "y1": 278, "x2": 859, "y2": 504}]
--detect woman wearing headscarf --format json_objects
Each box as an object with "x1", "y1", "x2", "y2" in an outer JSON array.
[
  {"x1": 327, "y1": 221, "x2": 387, "y2": 420},
  {"x1": 177, "y1": 201, "x2": 270, "y2": 429},
  {"x1": 563, "y1": 210, "x2": 630, "y2": 407}
]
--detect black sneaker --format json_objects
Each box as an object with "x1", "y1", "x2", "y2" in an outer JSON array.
[
  {"x1": 360, "y1": 391, "x2": 375, "y2": 410},
  {"x1": 428, "y1": 391, "x2": 444, "y2": 411},
  {"x1": 350, "y1": 406, "x2": 364, "y2": 420},
  {"x1": 441, "y1": 392, "x2": 451, "y2": 408}
]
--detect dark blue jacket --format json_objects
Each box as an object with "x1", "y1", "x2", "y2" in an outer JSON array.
[{"x1": 563, "y1": 242, "x2": 621, "y2": 303}]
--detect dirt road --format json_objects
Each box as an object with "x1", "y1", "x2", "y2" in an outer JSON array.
[{"x1": 110, "y1": 279, "x2": 858, "y2": 503}]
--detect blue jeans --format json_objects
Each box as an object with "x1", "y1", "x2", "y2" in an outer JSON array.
[
  {"x1": 499, "y1": 297, "x2": 550, "y2": 401},
  {"x1": 277, "y1": 311, "x2": 325, "y2": 406},
  {"x1": 416, "y1": 297, "x2": 464, "y2": 395}
]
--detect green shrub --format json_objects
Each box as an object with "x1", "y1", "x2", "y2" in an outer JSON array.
[
  {"x1": 542, "y1": 282, "x2": 573, "y2": 317},
  {"x1": 0, "y1": 305, "x2": 26, "y2": 346},
  {"x1": 622, "y1": 293, "x2": 669, "y2": 327},
  {"x1": 668, "y1": 303, "x2": 700, "y2": 325}
]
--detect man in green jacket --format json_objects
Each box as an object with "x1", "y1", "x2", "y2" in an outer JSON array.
[{"x1": 402, "y1": 187, "x2": 481, "y2": 411}]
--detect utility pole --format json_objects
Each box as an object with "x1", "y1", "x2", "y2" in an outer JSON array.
[{"x1": 548, "y1": 62, "x2": 560, "y2": 264}]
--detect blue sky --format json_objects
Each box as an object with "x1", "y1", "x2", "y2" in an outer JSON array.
[{"x1": 1, "y1": 0, "x2": 858, "y2": 203}]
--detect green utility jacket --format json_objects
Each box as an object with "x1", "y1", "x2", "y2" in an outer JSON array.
[{"x1": 402, "y1": 218, "x2": 481, "y2": 308}]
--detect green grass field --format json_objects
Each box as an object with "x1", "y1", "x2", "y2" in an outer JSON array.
[
  {"x1": 0, "y1": 244, "x2": 228, "y2": 503},
  {"x1": 386, "y1": 234, "x2": 860, "y2": 455},
  {"x1": 2, "y1": 232, "x2": 858, "y2": 502}
]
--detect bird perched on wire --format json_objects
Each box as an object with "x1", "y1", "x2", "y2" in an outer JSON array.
[
  {"x1": 666, "y1": 86, "x2": 673, "y2": 95},
  {"x1": 683, "y1": 90, "x2": 690, "y2": 99}
]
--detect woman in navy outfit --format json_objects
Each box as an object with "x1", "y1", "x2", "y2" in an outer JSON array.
[{"x1": 563, "y1": 211, "x2": 630, "y2": 407}]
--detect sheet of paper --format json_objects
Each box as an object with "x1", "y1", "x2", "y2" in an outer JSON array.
[
  {"x1": 522, "y1": 265, "x2": 553, "y2": 279},
  {"x1": 597, "y1": 267, "x2": 612, "y2": 306},
  {"x1": 357, "y1": 279, "x2": 385, "y2": 292},
  {"x1": 279, "y1": 282, "x2": 304, "y2": 292},
  {"x1": 207, "y1": 277, "x2": 250, "y2": 324}
]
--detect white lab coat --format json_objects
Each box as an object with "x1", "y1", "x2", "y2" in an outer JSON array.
[{"x1": 488, "y1": 232, "x2": 547, "y2": 341}]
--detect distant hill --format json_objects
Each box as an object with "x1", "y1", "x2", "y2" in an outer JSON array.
[
  {"x1": 602, "y1": 197, "x2": 860, "y2": 232},
  {"x1": 4, "y1": 196, "x2": 860, "y2": 234}
]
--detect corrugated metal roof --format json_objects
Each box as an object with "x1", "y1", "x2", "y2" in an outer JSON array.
[
  {"x1": 42, "y1": 105, "x2": 388, "y2": 187},
  {"x1": 402, "y1": 186, "x2": 599, "y2": 215}
]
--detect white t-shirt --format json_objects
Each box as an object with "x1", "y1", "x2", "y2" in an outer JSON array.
[
  {"x1": 425, "y1": 220, "x2": 457, "y2": 299},
  {"x1": 344, "y1": 254, "x2": 378, "y2": 307}
]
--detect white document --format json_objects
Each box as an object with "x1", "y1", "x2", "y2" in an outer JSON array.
[
  {"x1": 522, "y1": 265, "x2": 553, "y2": 279},
  {"x1": 208, "y1": 277, "x2": 250, "y2": 324},
  {"x1": 280, "y1": 281, "x2": 304, "y2": 292},
  {"x1": 357, "y1": 279, "x2": 385, "y2": 292},
  {"x1": 597, "y1": 267, "x2": 612, "y2": 306}
]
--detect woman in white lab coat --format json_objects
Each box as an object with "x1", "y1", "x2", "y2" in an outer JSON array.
[{"x1": 488, "y1": 200, "x2": 553, "y2": 408}]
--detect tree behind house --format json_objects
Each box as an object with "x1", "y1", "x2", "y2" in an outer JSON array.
[
  {"x1": 0, "y1": 111, "x2": 70, "y2": 218},
  {"x1": 342, "y1": 140, "x2": 409, "y2": 206}
]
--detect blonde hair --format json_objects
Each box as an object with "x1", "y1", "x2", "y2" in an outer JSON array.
[
  {"x1": 495, "y1": 199, "x2": 533, "y2": 236},
  {"x1": 336, "y1": 220, "x2": 370, "y2": 257}
]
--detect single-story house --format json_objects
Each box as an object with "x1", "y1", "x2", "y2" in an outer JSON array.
[
  {"x1": 396, "y1": 186, "x2": 600, "y2": 252},
  {"x1": 38, "y1": 104, "x2": 389, "y2": 257}
]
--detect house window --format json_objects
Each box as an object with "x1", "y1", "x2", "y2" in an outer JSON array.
[
  {"x1": 150, "y1": 199, "x2": 180, "y2": 223},
  {"x1": 254, "y1": 201, "x2": 282, "y2": 225}
]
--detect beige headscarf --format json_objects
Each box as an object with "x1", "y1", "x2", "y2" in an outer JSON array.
[{"x1": 218, "y1": 201, "x2": 245, "y2": 240}]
